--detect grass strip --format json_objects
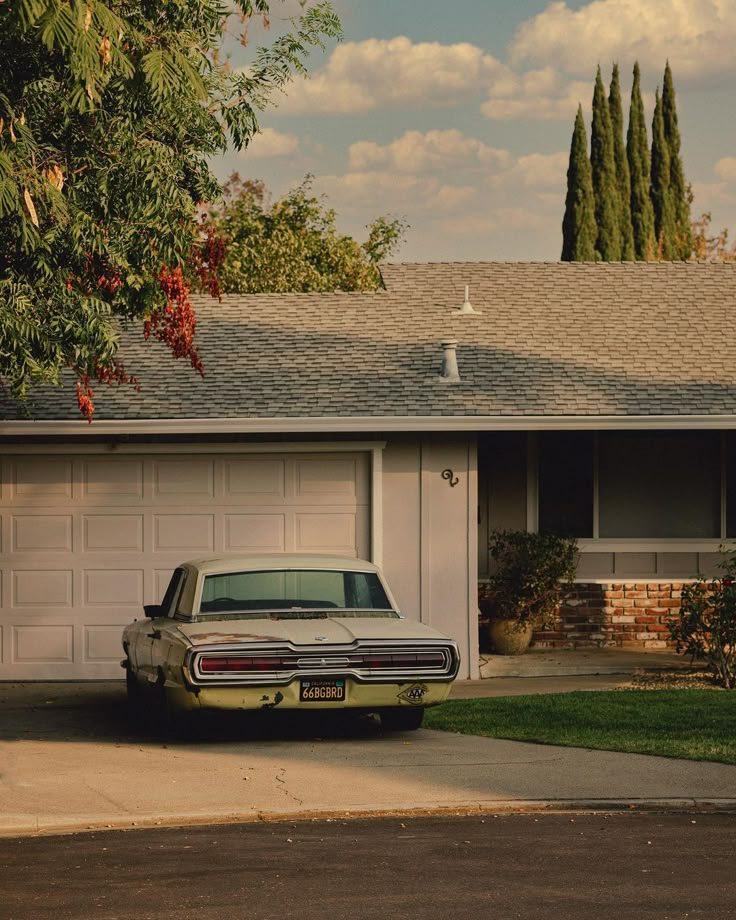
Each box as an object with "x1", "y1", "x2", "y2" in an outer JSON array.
[{"x1": 424, "y1": 690, "x2": 736, "y2": 764}]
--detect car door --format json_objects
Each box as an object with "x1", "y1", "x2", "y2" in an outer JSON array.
[{"x1": 136, "y1": 567, "x2": 188, "y2": 682}]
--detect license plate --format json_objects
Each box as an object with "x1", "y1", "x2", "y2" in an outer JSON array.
[{"x1": 299, "y1": 678, "x2": 346, "y2": 702}]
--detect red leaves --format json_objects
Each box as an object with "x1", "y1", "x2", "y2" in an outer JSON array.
[
  {"x1": 192, "y1": 223, "x2": 227, "y2": 300},
  {"x1": 144, "y1": 265, "x2": 204, "y2": 375},
  {"x1": 76, "y1": 376, "x2": 95, "y2": 423},
  {"x1": 76, "y1": 363, "x2": 139, "y2": 424},
  {"x1": 74, "y1": 242, "x2": 215, "y2": 420}
]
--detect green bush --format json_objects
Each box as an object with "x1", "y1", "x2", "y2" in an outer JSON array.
[
  {"x1": 485, "y1": 530, "x2": 578, "y2": 627},
  {"x1": 669, "y1": 551, "x2": 736, "y2": 689}
]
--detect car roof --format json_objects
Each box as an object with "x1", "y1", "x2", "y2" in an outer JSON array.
[{"x1": 183, "y1": 554, "x2": 382, "y2": 576}]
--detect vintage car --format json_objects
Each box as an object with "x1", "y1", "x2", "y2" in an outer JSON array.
[{"x1": 122, "y1": 554, "x2": 460, "y2": 735}]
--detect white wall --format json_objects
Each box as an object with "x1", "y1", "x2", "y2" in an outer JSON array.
[{"x1": 382, "y1": 435, "x2": 479, "y2": 679}]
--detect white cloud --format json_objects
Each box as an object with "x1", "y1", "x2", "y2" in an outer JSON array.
[
  {"x1": 349, "y1": 130, "x2": 511, "y2": 173},
  {"x1": 309, "y1": 128, "x2": 568, "y2": 259},
  {"x1": 482, "y1": 66, "x2": 591, "y2": 120},
  {"x1": 499, "y1": 152, "x2": 570, "y2": 189},
  {"x1": 509, "y1": 0, "x2": 736, "y2": 81},
  {"x1": 244, "y1": 127, "x2": 299, "y2": 159},
  {"x1": 317, "y1": 170, "x2": 476, "y2": 215},
  {"x1": 276, "y1": 36, "x2": 503, "y2": 114},
  {"x1": 715, "y1": 157, "x2": 736, "y2": 181}
]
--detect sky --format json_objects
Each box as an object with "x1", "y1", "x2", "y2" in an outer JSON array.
[{"x1": 214, "y1": 0, "x2": 736, "y2": 262}]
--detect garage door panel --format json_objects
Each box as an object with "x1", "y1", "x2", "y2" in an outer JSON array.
[
  {"x1": 84, "y1": 514, "x2": 144, "y2": 552},
  {"x1": 84, "y1": 624, "x2": 126, "y2": 662},
  {"x1": 295, "y1": 458, "x2": 359, "y2": 500},
  {"x1": 154, "y1": 514, "x2": 215, "y2": 552},
  {"x1": 12, "y1": 514, "x2": 73, "y2": 552},
  {"x1": 224, "y1": 513, "x2": 286, "y2": 552},
  {"x1": 153, "y1": 459, "x2": 214, "y2": 498},
  {"x1": 10, "y1": 458, "x2": 73, "y2": 502},
  {"x1": 82, "y1": 459, "x2": 144, "y2": 500},
  {"x1": 13, "y1": 570, "x2": 73, "y2": 607},
  {"x1": 13, "y1": 624, "x2": 74, "y2": 662},
  {"x1": 84, "y1": 569, "x2": 144, "y2": 606},
  {"x1": 0, "y1": 450, "x2": 370, "y2": 678},
  {"x1": 295, "y1": 513, "x2": 356, "y2": 555},
  {"x1": 225, "y1": 459, "x2": 285, "y2": 498}
]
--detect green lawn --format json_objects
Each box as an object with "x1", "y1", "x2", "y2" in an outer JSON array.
[{"x1": 424, "y1": 690, "x2": 736, "y2": 764}]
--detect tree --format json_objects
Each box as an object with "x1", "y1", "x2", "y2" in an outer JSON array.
[
  {"x1": 561, "y1": 105, "x2": 597, "y2": 261},
  {"x1": 650, "y1": 87, "x2": 677, "y2": 259},
  {"x1": 608, "y1": 64, "x2": 634, "y2": 260},
  {"x1": 0, "y1": 1, "x2": 341, "y2": 419},
  {"x1": 662, "y1": 62, "x2": 692, "y2": 259},
  {"x1": 590, "y1": 66, "x2": 621, "y2": 260},
  {"x1": 207, "y1": 174, "x2": 406, "y2": 293},
  {"x1": 626, "y1": 62, "x2": 656, "y2": 259},
  {"x1": 691, "y1": 212, "x2": 736, "y2": 262}
]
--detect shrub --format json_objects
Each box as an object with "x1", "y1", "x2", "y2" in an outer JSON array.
[
  {"x1": 669, "y1": 551, "x2": 736, "y2": 689},
  {"x1": 485, "y1": 530, "x2": 579, "y2": 628}
]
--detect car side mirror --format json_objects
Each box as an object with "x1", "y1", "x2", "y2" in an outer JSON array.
[{"x1": 144, "y1": 604, "x2": 162, "y2": 619}]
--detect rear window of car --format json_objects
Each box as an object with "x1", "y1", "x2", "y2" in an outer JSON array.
[{"x1": 198, "y1": 569, "x2": 394, "y2": 616}]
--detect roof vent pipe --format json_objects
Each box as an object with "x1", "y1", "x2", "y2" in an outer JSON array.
[
  {"x1": 452, "y1": 284, "x2": 481, "y2": 315},
  {"x1": 439, "y1": 339, "x2": 460, "y2": 383}
]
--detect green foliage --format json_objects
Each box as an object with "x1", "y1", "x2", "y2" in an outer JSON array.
[
  {"x1": 208, "y1": 173, "x2": 407, "y2": 293},
  {"x1": 0, "y1": 1, "x2": 341, "y2": 403},
  {"x1": 626, "y1": 62, "x2": 656, "y2": 260},
  {"x1": 669, "y1": 551, "x2": 736, "y2": 689},
  {"x1": 486, "y1": 530, "x2": 578, "y2": 627},
  {"x1": 590, "y1": 66, "x2": 622, "y2": 260},
  {"x1": 650, "y1": 87, "x2": 677, "y2": 259},
  {"x1": 561, "y1": 105, "x2": 597, "y2": 261},
  {"x1": 608, "y1": 64, "x2": 634, "y2": 261},
  {"x1": 564, "y1": 62, "x2": 693, "y2": 263},
  {"x1": 662, "y1": 62, "x2": 692, "y2": 260}
]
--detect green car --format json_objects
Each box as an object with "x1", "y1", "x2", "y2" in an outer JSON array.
[{"x1": 123, "y1": 554, "x2": 460, "y2": 735}]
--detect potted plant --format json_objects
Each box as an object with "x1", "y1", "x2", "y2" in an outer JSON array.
[{"x1": 483, "y1": 530, "x2": 578, "y2": 655}]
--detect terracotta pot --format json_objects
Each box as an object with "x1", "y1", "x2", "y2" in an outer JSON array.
[{"x1": 487, "y1": 618, "x2": 534, "y2": 655}]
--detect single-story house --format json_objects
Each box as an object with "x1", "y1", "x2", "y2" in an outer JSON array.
[{"x1": 2, "y1": 261, "x2": 736, "y2": 681}]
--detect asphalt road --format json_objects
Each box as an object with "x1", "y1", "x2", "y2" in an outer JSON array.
[{"x1": 2, "y1": 813, "x2": 735, "y2": 920}]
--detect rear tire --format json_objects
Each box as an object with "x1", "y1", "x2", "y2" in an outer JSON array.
[
  {"x1": 151, "y1": 676, "x2": 197, "y2": 740},
  {"x1": 380, "y1": 707, "x2": 425, "y2": 732}
]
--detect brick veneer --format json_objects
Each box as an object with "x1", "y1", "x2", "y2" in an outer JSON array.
[{"x1": 478, "y1": 581, "x2": 684, "y2": 650}]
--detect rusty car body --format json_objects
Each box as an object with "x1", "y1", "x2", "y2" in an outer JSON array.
[{"x1": 122, "y1": 554, "x2": 460, "y2": 734}]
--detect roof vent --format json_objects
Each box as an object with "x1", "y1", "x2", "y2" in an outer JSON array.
[
  {"x1": 452, "y1": 284, "x2": 481, "y2": 315},
  {"x1": 439, "y1": 339, "x2": 460, "y2": 383}
]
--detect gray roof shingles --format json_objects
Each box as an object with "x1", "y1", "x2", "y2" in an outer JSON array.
[{"x1": 4, "y1": 261, "x2": 736, "y2": 421}]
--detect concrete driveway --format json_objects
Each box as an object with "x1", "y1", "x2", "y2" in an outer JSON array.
[{"x1": 1, "y1": 679, "x2": 735, "y2": 837}]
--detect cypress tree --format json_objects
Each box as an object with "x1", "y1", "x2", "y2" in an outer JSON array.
[
  {"x1": 626, "y1": 62, "x2": 656, "y2": 259},
  {"x1": 590, "y1": 65, "x2": 622, "y2": 260},
  {"x1": 662, "y1": 62, "x2": 692, "y2": 259},
  {"x1": 609, "y1": 64, "x2": 635, "y2": 260},
  {"x1": 651, "y1": 87, "x2": 676, "y2": 259},
  {"x1": 561, "y1": 105, "x2": 597, "y2": 261}
]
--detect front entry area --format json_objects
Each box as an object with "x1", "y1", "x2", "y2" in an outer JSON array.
[{"x1": 0, "y1": 450, "x2": 370, "y2": 679}]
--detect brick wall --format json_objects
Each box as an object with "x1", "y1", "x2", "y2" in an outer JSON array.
[{"x1": 478, "y1": 581, "x2": 683, "y2": 650}]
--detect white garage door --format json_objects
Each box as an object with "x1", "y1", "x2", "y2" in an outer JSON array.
[{"x1": 0, "y1": 451, "x2": 370, "y2": 680}]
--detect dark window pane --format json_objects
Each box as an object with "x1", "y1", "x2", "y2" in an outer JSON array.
[
  {"x1": 599, "y1": 431, "x2": 720, "y2": 538},
  {"x1": 160, "y1": 567, "x2": 186, "y2": 616},
  {"x1": 725, "y1": 433, "x2": 736, "y2": 538},
  {"x1": 538, "y1": 432, "x2": 594, "y2": 537}
]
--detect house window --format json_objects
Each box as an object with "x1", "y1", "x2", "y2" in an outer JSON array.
[
  {"x1": 538, "y1": 432, "x2": 594, "y2": 537},
  {"x1": 536, "y1": 430, "x2": 722, "y2": 540},
  {"x1": 598, "y1": 432, "x2": 720, "y2": 538}
]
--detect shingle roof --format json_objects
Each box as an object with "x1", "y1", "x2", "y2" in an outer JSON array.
[{"x1": 4, "y1": 261, "x2": 736, "y2": 422}]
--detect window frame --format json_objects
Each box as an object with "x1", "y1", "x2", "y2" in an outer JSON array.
[{"x1": 530, "y1": 430, "x2": 729, "y2": 550}]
